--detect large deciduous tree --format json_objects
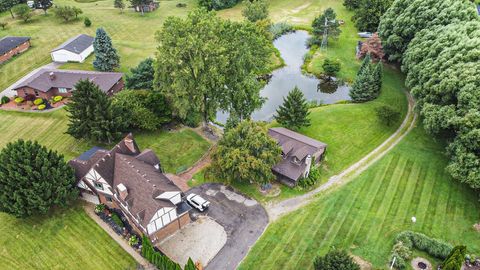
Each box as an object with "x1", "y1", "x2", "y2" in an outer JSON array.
[
  {"x1": 310, "y1": 8, "x2": 341, "y2": 47},
  {"x1": 198, "y1": 0, "x2": 240, "y2": 11},
  {"x1": 242, "y1": 0, "x2": 268, "y2": 22},
  {"x1": 378, "y1": 0, "x2": 478, "y2": 62},
  {"x1": 314, "y1": 250, "x2": 360, "y2": 270},
  {"x1": 0, "y1": 0, "x2": 19, "y2": 19},
  {"x1": 209, "y1": 120, "x2": 281, "y2": 185},
  {"x1": 93, "y1": 27, "x2": 120, "y2": 71},
  {"x1": 402, "y1": 21, "x2": 480, "y2": 189},
  {"x1": 358, "y1": 32, "x2": 384, "y2": 61},
  {"x1": 125, "y1": 58, "x2": 155, "y2": 90},
  {"x1": 66, "y1": 80, "x2": 126, "y2": 143},
  {"x1": 0, "y1": 140, "x2": 77, "y2": 218},
  {"x1": 352, "y1": 0, "x2": 392, "y2": 32},
  {"x1": 154, "y1": 9, "x2": 271, "y2": 127},
  {"x1": 274, "y1": 86, "x2": 311, "y2": 131},
  {"x1": 13, "y1": 5, "x2": 32, "y2": 22}
]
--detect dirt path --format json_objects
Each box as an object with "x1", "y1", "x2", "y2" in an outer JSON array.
[
  {"x1": 266, "y1": 92, "x2": 417, "y2": 221},
  {"x1": 178, "y1": 151, "x2": 212, "y2": 182}
]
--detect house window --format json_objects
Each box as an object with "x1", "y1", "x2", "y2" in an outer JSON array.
[
  {"x1": 94, "y1": 182, "x2": 104, "y2": 190},
  {"x1": 34, "y1": 90, "x2": 39, "y2": 97},
  {"x1": 58, "y1": 88, "x2": 68, "y2": 93},
  {"x1": 105, "y1": 196, "x2": 113, "y2": 202}
]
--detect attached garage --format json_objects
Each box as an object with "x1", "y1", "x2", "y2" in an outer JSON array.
[{"x1": 51, "y1": 34, "x2": 94, "y2": 63}]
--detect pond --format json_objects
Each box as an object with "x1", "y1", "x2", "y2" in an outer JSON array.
[{"x1": 216, "y1": 30, "x2": 351, "y2": 124}]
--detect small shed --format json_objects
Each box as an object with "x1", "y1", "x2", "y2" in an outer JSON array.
[{"x1": 51, "y1": 34, "x2": 94, "y2": 63}]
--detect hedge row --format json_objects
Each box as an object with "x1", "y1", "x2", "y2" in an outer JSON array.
[
  {"x1": 141, "y1": 235, "x2": 196, "y2": 270},
  {"x1": 389, "y1": 231, "x2": 453, "y2": 269}
]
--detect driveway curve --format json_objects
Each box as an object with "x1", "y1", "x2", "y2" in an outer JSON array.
[{"x1": 267, "y1": 91, "x2": 417, "y2": 221}]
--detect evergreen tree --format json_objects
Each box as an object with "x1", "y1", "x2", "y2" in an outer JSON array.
[
  {"x1": 343, "y1": 0, "x2": 361, "y2": 10},
  {"x1": 184, "y1": 258, "x2": 196, "y2": 270},
  {"x1": 349, "y1": 54, "x2": 382, "y2": 102},
  {"x1": 0, "y1": 140, "x2": 78, "y2": 218},
  {"x1": 125, "y1": 58, "x2": 154, "y2": 90},
  {"x1": 274, "y1": 86, "x2": 311, "y2": 130},
  {"x1": 93, "y1": 28, "x2": 120, "y2": 71},
  {"x1": 442, "y1": 246, "x2": 467, "y2": 270},
  {"x1": 314, "y1": 249, "x2": 360, "y2": 270},
  {"x1": 66, "y1": 80, "x2": 126, "y2": 143}
]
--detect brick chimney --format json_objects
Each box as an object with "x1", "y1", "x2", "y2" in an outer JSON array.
[
  {"x1": 124, "y1": 137, "x2": 136, "y2": 153},
  {"x1": 117, "y1": 183, "x2": 128, "y2": 201},
  {"x1": 49, "y1": 72, "x2": 56, "y2": 81}
]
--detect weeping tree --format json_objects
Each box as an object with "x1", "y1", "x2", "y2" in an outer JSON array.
[
  {"x1": 0, "y1": 140, "x2": 78, "y2": 218},
  {"x1": 378, "y1": 0, "x2": 478, "y2": 62}
]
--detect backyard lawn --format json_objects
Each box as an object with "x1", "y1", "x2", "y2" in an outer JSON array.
[
  {"x1": 0, "y1": 109, "x2": 211, "y2": 173},
  {"x1": 239, "y1": 125, "x2": 480, "y2": 269},
  {"x1": 0, "y1": 203, "x2": 136, "y2": 269}
]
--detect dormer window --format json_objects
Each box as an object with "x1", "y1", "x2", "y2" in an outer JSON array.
[
  {"x1": 292, "y1": 156, "x2": 300, "y2": 164},
  {"x1": 94, "y1": 182, "x2": 103, "y2": 190},
  {"x1": 281, "y1": 152, "x2": 287, "y2": 159}
]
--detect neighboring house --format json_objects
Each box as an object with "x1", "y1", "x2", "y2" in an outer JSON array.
[
  {"x1": 268, "y1": 127, "x2": 327, "y2": 187},
  {"x1": 51, "y1": 34, "x2": 94, "y2": 63},
  {"x1": 0, "y1": 36, "x2": 31, "y2": 64},
  {"x1": 13, "y1": 69, "x2": 124, "y2": 99},
  {"x1": 134, "y1": 1, "x2": 159, "y2": 12},
  {"x1": 70, "y1": 134, "x2": 192, "y2": 242}
]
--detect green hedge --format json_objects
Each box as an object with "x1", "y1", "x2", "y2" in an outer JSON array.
[
  {"x1": 141, "y1": 235, "x2": 197, "y2": 270},
  {"x1": 111, "y1": 212, "x2": 124, "y2": 227},
  {"x1": 389, "y1": 231, "x2": 454, "y2": 269}
]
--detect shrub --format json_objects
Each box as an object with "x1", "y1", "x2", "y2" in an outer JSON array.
[
  {"x1": 33, "y1": 98, "x2": 44, "y2": 105},
  {"x1": 298, "y1": 165, "x2": 321, "y2": 188},
  {"x1": 53, "y1": 96, "x2": 63, "y2": 103},
  {"x1": 176, "y1": 3, "x2": 187, "y2": 7},
  {"x1": 94, "y1": 204, "x2": 105, "y2": 213},
  {"x1": 84, "y1": 17, "x2": 91, "y2": 27},
  {"x1": 128, "y1": 235, "x2": 139, "y2": 246},
  {"x1": 13, "y1": 5, "x2": 33, "y2": 23},
  {"x1": 1, "y1": 96, "x2": 10, "y2": 104},
  {"x1": 0, "y1": 21, "x2": 7, "y2": 30},
  {"x1": 442, "y1": 246, "x2": 466, "y2": 270},
  {"x1": 14, "y1": 97, "x2": 24, "y2": 104},
  {"x1": 111, "y1": 212, "x2": 124, "y2": 227},
  {"x1": 198, "y1": 0, "x2": 240, "y2": 11},
  {"x1": 269, "y1": 22, "x2": 294, "y2": 40},
  {"x1": 322, "y1": 58, "x2": 341, "y2": 78},
  {"x1": 375, "y1": 105, "x2": 400, "y2": 126},
  {"x1": 38, "y1": 104, "x2": 46, "y2": 110},
  {"x1": 314, "y1": 249, "x2": 360, "y2": 270}
]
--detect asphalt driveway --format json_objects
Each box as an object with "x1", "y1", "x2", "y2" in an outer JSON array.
[{"x1": 186, "y1": 183, "x2": 269, "y2": 270}]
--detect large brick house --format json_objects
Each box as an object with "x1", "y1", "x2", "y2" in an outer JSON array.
[
  {"x1": 268, "y1": 127, "x2": 327, "y2": 187},
  {"x1": 69, "y1": 134, "x2": 191, "y2": 242},
  {"x1": 13, "y1": 69, "x2": 124, "y2": 100},
  {"x1": 0, "y1": 36, "x2": 31, "y2": 64}
]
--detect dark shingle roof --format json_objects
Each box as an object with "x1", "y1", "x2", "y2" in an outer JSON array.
[
  {"x1": 0, "y1": 36, "x2": 30, "y2": 55},
  {"x1": 14, "y1": 69, "x2": 123, "y2": 93},
  {"x1": 51, "y1": 34, "x2": 94, "y2": 54}
]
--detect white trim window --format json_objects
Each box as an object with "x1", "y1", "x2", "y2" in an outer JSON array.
[{"x1": 58, "y1": 87, "x2": 68, "y2": 93}]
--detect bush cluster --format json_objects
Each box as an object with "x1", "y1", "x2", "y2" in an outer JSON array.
[
  {"x1": 298, "y1": 165, "x2": 321, "y2": 189},
  {"x1": 14, "y1": 97, "x2": 24, "y2": 104},
  {"x1": 269, "y1": 22, "x2": 294, "y2": 40},
  {"x1": 38, "y1": 104, "x2": 46, "y2": 110},
  {"x1": 0, "y1": 96, "x2": 10, "y2": 104},
  {"x1": 52, "y1": 96, "x2": 63, "y2": 103},
  {"x1": 141, "y1": 235, "x2": 197, "y2": 270},
  {"x1": 111, "y1": 212, "x2": 124, "y2": 227},
  {"x1": 198, "y1": 0, "x2": 240, "y2": 10},
  {"x1": 389, "y1": 231, "x2": 453, "y2": 269},
  {"x1": 33, "y1": 98, "x2": 44, "y2": 106}
]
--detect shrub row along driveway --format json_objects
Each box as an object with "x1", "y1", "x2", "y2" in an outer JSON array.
[{"x1": 186, "y1": 183, "x2": 269, "y2": 270}]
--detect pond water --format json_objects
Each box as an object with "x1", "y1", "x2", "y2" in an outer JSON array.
[{"x1": 216, "y1": 30, "x2": 351, "y2": 123}]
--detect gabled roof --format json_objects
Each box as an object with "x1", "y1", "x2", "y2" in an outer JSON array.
[
  {"x1": 51, "y1": 34, "x2": 94, "y2": 54},
  {"x1": 0, "y1": 36, "x2": 30, "y2": 55},
  {"x1": 13, "y1": 69, "x2": 123, "y2": 93}
]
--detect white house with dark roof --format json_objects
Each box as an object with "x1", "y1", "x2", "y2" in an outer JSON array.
[{"x1": 51, "y1": 34, "x2": 94, "y2": 63}]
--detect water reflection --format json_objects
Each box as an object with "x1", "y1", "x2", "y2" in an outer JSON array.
[{"x1": 216, "y1": 31, "x2": 351, "y2": 123}]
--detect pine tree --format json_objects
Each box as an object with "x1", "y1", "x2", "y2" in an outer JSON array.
[
  {"x1": 0, "y1": 140, "x2": 78, "y2": 218},
  {"x1": 274, "y1": 86, "x2": 311, "y2": 130},
  {"x1": 66, "y1": 80, "x2": 125, "y2": 143},
  {"x1": 349, "y1": 54, "x2": 382, "y2": 102},
  {"x1": 184, "y1": 258, "x2": 196, "y2": 270},
  {"x1": 93, "y1": 28, "x2": 120, "y2": 71}
]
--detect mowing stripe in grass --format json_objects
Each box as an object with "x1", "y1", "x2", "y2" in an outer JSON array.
[{"x1": 422, "y1": 168, "x2": 443, "y2": 232}]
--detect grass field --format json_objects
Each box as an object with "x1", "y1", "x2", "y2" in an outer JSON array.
[
  {"x1": 0, "y1": 202, "x2": 136, "y2": 270},
  {"x1": 0, "y1": 109, "x2": 211, "y2": 173},
  {"x1": 239, "y1": 125, "x2": 480, "y2": 269}
]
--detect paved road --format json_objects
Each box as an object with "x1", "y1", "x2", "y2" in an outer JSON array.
[
  {"x1": 266, "y1": 91, "x2": 417, "y2": 221},
  {"x1": 1, "y1": 62, "x2": 61, "y2": 97},
  {"x1": 186, "y1": 183, "x2": 269, "y2": 270}
]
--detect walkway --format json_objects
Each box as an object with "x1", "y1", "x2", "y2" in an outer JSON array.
[
  {"x1": 83, "y1": 204, "x2": 156, "y2": 270},
  {"x1": 1, "y1": 62, "x2": 61, "y2": 97},
  {"x1": 266, "y1": 91, "x2": 417, "y2": 221}
]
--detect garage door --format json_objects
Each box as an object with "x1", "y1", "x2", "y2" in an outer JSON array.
[{"x1": 80, "y1": 192, "x2": 100, "y2": 205}]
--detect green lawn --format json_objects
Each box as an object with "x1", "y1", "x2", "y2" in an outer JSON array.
[
  {"x1": 0, "y1": 202, "x2": 136, "y2": 270},
  {"x1": 239, "y1": 125, "x2": 480, "y2": 269},
  {"x1": 0, "y1": 109, "x2": 211, "y2": 173}
]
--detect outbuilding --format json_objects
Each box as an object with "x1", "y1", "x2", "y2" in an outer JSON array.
[
  {"x1": 51, "y1": 34, "x2": 94, "y2": 63},
  {"x1": 0, "y1": 36, "x2": 31, "y2": 64}
]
